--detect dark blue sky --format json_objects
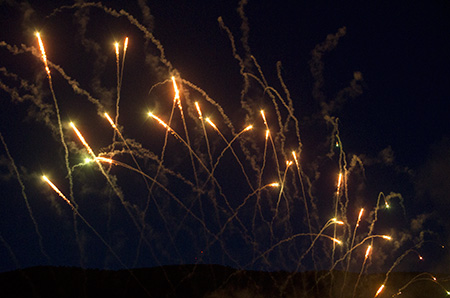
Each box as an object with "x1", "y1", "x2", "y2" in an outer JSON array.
[{"x1": 1, "y1": 0, "x2": 450, "y2": 278}]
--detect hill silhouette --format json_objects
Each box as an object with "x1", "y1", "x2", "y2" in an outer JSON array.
[{"x1": 0, "y1": 265, "x2": 448, "y2": 297}]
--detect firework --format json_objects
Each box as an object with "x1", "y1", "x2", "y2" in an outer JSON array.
[
  {"x1": 42, "y1": 175, "x2": 74, "y2": 209},
  {"x1": 35, "y1": 32, "x2": 50, "y2": 76},
  {"x1": 0, "y1": 3, "x2": 440, "y2": 298}
]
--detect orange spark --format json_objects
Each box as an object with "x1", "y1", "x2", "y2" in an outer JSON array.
[
  {"x1": 375, "y1": 284, "x2": 385, "y2": 297},
  {"x1": 42, "y1": 175, "x2": 73, "y2": 208},
  {"x1": 172, "y1": 76, "x2": 180, "y2": 102},
  {"x1": 35, "y1": 32, "x2": 50, "y2": 76},
  {"x1": 195, "y1": 102, "x2": 203, "y2": 119},
  {"x1": 148, "y1": 112, "x2": 171, "y2": 131},
  {"x1": 332, "y1": 238, "x2": 342, "y2": 245},
  {"x1": 292, "y1": 151, "x2": 298, "y2": 164},
  {"x1": 336, "y1": 172, "x2": 343, "y2": 195},
  {"x1": 114, "y1": 42, "x2": 119, "y2": 58},
  {"x1": 356, "y1": 208, "x2": 364, "y2": 227},
  {"x1": 365, "y1": 245, "x2": 372, "y2": 260},
  {"x1": 265, "y1": 129, "x2": 270, "y2": 140},
  {"x1": 331, "y1": 218, "x2": 344, "y2": 225},
  {"x1": 104, "y1": 112, "x2": 117, "y2": 129},
  {"x1": 260, "y1": 110, "x2": 267, "y2": 125},
  {"x1": 70, "y1": 122, "x2": 96, "y2": 158},
  {"x1": 205, "y1": 118, "x2": 217, "y2": 130},
  {"x1": 382, "y1": 235, "x2": 392, "y2": 240},
  {"x1": 95, "y1": 156, "x2": 114, "y2": 164},
  {"x1": 269, "y1": 182, "x2": 280, "y2": 187},
  {"x1": 244, "y1": 125, "x2": 253, "y2": 131},
  {"x1": 123, "y1": 37, "x2": 129, "y2": 54}
]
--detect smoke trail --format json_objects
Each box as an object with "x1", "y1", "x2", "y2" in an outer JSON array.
[
  {"x1": 0, "y1": 131, "x2": 50, "y2": 262},
  {"x1": 49, "y1": 2, "x2": 173, "y2": 71}
]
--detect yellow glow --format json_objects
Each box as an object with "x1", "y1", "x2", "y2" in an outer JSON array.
[
  {"x1": 265, "y1": 129, "x2": 270, "y2": 140},
  {"x1": 104, "y1": 112, "x2": 117, "y2": 129},
  {"x1": 375, "y1": 285, "x2": 385, "y2": 297},
  {"x1": 195, "y1": 102, "x2": 203, "y2": 119},
  {"x1": 365, "y1": 245, "x2": 372, "y2": 259},
  {"x1": 244, "y1": 125, "x2": 253, "y2": 131},
  {"x1": 332, "y1": 238, "x2": 342, "y2": 245},
  {"x1": 260, "y1": 110, "x2": 267, "y2": 125},
  {"x1": 123, "y1": 37, "x2": 129, "y2": 53},
  {"x1": 358, "y1": 208, "x2": 364, "y2": 221},
  {"x1": 205, "y1": 118, "x2": 217, "y2": 130},
  {"x1": 356, "y1": 208, "x2": 364, "y2": 227},
  {"x1": 269, "y1": 182, "x2": 280, "y2": 187},
  {"x1": 70, "y1": 122, "x2": 96, "y2": 157},
  {"x1": 42, "y1": 175, "x2": 72, "y2": 207},
  {"x1": 382, "y1": 235, "x2": 392, "y2": 240},
  {"x1": 331, "y1": 218, "x2": 344, "y2": 225},
  {"x1": 35, "y1": 32, "x2": 50, "y2": 75},
  {"x1": 95, "y1": 156, "x2": 114, "y2": 164},
  {"x1": 171, "y1": 76, "x2": 180, "y2": 103},
  {"x1": 114, "y1": 42, "x2": 119, "y2": 57},
  {"x1": 148, "y1": 112, "x2": 171, "y2": 130}
]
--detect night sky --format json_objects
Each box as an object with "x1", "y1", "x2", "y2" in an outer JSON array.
[{"x1": 1, "y1": 0, "x2": 450, "y2": 280}]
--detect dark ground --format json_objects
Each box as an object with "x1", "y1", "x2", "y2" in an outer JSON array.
[{"x1": 0, "y1": 265, "x2": 449, "y2": 298}]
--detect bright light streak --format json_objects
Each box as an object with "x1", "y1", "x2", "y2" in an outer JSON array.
[
  {"x1": 292, "y1": 151, "x2": 298, "y2": 164},
  {"x1": 195, "y1": 102, "x2": 203, "y2": 119},
  {"x1": 114, "y1": 42, "x2": 119, "y2": 57},
  {"x1": 171, "y1": 76, "x2": 180, "y2": 102},
  {"x1": 205, "y1": 118, "x2": 217, "y2": 130},
  {"x1": 336, "y1": 172, "x2": 343, "y2": 195},
  {"x1": 260, "y1": 110, "x2": 267, "y2": 125},
  {"x1": 104, "y1": 112, "x2": 117, "y2": 129},
  {"x1": 95, "y1": 156, "x2": 114, "y2": 164},
  {"x1": 332, "y1": 238, "x2": 342, "y2": 245},
  {"x1": 365, "y1": 245, "x2": 372, "y2": 259},
  {"x1": 265, "y1": 129, "x2": 270, "y2": 140},
  {"x1": 382, "y1": 235, "x2": 392, "y2": 240},
  {"x1": 123, "y1": 37, "x2": 129, "y2": 54},
  {"x1": 244, "y1": 125, "x2": 253, "y2": 131},
  {"x1": 356, "y1": 208, "x2": 364, "y2": 227},
  {"x1": 269, "y1": 182, "x2": 280, "y2": 187},
  {"x1": 375, "y1": 284, "x2": 385, "y2": 297},
  {"x1": 35, "y1": 32, "x2": 50, "y2": 76},
  {"x1": 148, "y1": 112, "x2": 171, "y2": 131},
  {"x1": 69, "y1": 122, "x2": 96, "y2": 157},
  {"x1": 358, "y1": 208, "x2": 364, "y2": 221},
  {"x1": 42, "y1": 175, "x2": 73, "y2": 208},
  {"x1": 331, "y1": 218, "x2": 344, "y2": 225}
]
